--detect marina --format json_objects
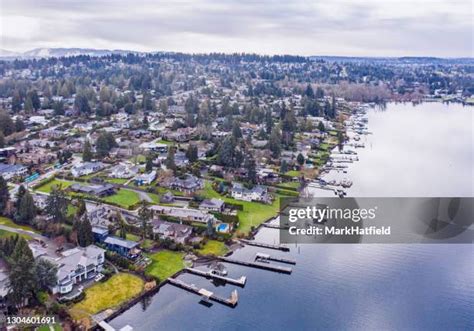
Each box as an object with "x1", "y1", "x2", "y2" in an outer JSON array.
[{"x1": 255, "y1": 253, "x2": 296, "y2": 265}]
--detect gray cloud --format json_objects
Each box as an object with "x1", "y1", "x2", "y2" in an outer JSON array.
[{"x1": 0, "y1": 0, "x2": 472, "y2": 56}]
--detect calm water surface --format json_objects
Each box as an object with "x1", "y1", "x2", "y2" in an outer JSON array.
[{"x1": 110, "y1": 102, "x2": 473, "y2": 331}]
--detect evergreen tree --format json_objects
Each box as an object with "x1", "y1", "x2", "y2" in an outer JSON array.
[
  {"x1": 45, "y1": 187, "x2": 68, "y2": 223},
  {"x1": 165, "y1": 147, "x2": 176, "y2": 173},
  {"x1": 138, "y1": 201, "x2": 151, "y2": 240},
  {"x1": 17, "y1": 191, "x2": 36, "y2": 224},
  {"x1": 297, "y1": 153, "x2": 305, "y2": 166},
  {"x1": 186, "y1": 144, "x2": 198, "y2": 163},
  {"x1": 232, "y1": 121, "x2": 242, "y2": 139},
  {"x1": 305, "y1": 84, "x2": 314, "y2": 98},
  {"x1": 145, "y1": 154, "x2": 154, "y2": 172},
  {"x1": 280, "y1": 160, "x2": 288, "y2": 173},
  {"x1": 75, "y1": 199, "x2": 86, "y2": 218},
  {"x1": 35, "y1": 259, "x2": 58, "y2": 290},
  {"x1": 117, "y1": 212, "x2": 127, "y2": 239},
  {"x1": 8, "y1": 237, "x2": 37, "y2": 305},
  {"x1": 318, "y1": 121, "x2": 325, "y2": 132},
  {"x1": 14, "y1": 118, "x2": 25, "y2": 132},
  {"x1": 15, "y1": 185, "x2": 26, "y2": 207},
  {"x1": 268, "y1": 128, "x2": 282, "y2": 158},
  {"x1": 0, "y1": 112, "x2": 15, "y2": 136},
  {"x1": 77, "y1": 214, "x2": 94, "y2": 247},
  {"x1": 0, "y1": 132, "x2": 4, "y2": 148},
  {"x1": 83, "y1": 140, "x2": 93, "y2": 162},
  {"x1": 244, "y1": 154, "x2": 257, "y2": 184},
  {"x1": 0, "y1": 176, "x2": 9, "y2": 215},
  {"x1": 265, "y1": 109, "x2": 273, "y2": 134}
]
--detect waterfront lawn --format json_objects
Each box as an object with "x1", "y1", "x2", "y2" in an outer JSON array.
[
  {"x1": 36, "y1": 179, "x2": 74, "y2": 193},
  {"x1": 0, "y1": 216, "x2": 39, "y2": 233},
  {"x1": 198, "y1": 181, "x2": 284, "y2": 235},
  {"x1": 69, "y1": 273, "x2": 144, "y2": 320},
  {"x1": 146, "y1": 250, "x2": 185, "y2": 282},
  {"x1": 196, "y1": 240, "x2": 228, "y2": 256},
  {"x1": 103, "y1": 189, "x2": 141, "y2": 208}
]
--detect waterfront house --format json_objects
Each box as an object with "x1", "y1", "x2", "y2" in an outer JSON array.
[
  {"x1": 152, "y1": 219, "x2": 193, "y2": 244},
  {"x1": 71, "y1": 161, "x2": 105, "y2": 177},
  {"x1": 104, "y1": 236, "x2": 141, "y2": 259},
  {"x1": 199, "y1": 198, "x2": 225, "y2": 212},
  {"x1": 92, "y1": 226, "x2": 109, "y2": 243},
  {"x1": 46, "y1": 245, "x2": 105, "y2": 295},
  {"x1": 150, "y1": 205, "x2": 216, "y2": 224},
  {"x1": 230, "y1": 183, "x2": 269, "y2": 203}
]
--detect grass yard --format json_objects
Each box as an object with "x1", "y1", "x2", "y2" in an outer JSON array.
[
  {"x1": 198, "y1": 181, "x2": 283, "y2": 235},
  {"x1": 69, "y1": 273, "x2": 144, "y2": 320},
  {"x1": 284, "y1": 170, "x2": 301, "y2": 177},
  {"x1": 35, "y1": 179, "x2": 74, "y2": 193},
  {"x1": 0, "y1": 229, "x2": 31, "y2": 239},
  {"x1": 107, "y1": 178, "x2": 129, "y2": 185},
  {"x1": 277, "y1": 181, "x2": 301, "y2": 190},
  {"x1": 146, "y1": 250, "x2": 185, "y2": 282},
  {"x1": 103, "y1": 189, "x2": 141, "y2": 208},
  {"x1": 196, "y1": 240, "x2": 228, "y2": 256},
  {"x1": 0, "y1": 216, "x2": 39, "y2": 233}
]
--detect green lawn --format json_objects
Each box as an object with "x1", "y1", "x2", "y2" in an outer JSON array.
[
  {"x1": 125, "y1": 233, "x2": 140, "y2": 242},
  {"x1": 35, "y1": 179, "x2": 74, "y2": 193},
  {"x1": 277, "y1": 181, "x2": 301, "y2": 190},
  {"x1": 146, "y1": 250, "x2": 185, "y2": 282},
  {"x1": 69, "y1": 273, "x2": 144, "y2": 320},
  {"x1": 103, "y1": 189, "x2": 141, "y2": 208},
  {"x1": 284, "y1": 170, "x2": 301, "y2": 177},
  {"x1": 196, "y1": 240, "x2": 228, "y2": 256},
  {"x1": 107, "y1": 178, "x2": 129, "y2": 185},
  {"x1": 198, "y1": 181, "x2": 283, "y2": 235},
  {"x1": 0, "y1": 216, "x2": 39, "y2": 233},
  {"x1": 37, "y1": 324, "x2": 62, "y2": 331},
  {"x1": 0, "y1": 229, "x2": 31, "y2": 240}
]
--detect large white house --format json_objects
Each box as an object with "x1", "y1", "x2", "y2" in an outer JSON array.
[
  {"x1": 71, "y1": 162, "x2": 105, "y2": 177},
  {"x1": 46, "y1": 245, "x2": 105, "y2": 294}
]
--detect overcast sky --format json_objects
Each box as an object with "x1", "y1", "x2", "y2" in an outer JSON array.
[{"x1": 0, "y1": 0, "x2": 472, "y2": 57}]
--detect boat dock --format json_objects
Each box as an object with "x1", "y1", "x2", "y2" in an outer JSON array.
[
  {"x1": 185, "y1": 267, "x2": 247, "y2": 287},
  {"x1": 219, "y1": 257, "x2": 292, "y2": 274},
  {"x1": 262, "y1": 223, "x2": 289, "y2": 230},
  {"x1": 240, "y1": 239, "x2": 290, "y2": 252},
  {"x1": 168, "y1": 278, "x2": 238, "y2": 307},
  {"x1": 255, "y1": 252, "x2": 296, "y2": 265}
]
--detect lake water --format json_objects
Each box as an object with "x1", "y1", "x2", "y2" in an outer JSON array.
[{"x1": 110, "y1": 102, "x2": 473, "y2": 331}]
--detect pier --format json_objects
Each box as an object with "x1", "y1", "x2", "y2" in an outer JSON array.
[
  {"x1": 262, "y1": 223, "x2": 289, "y2": 230},
  {"x1": 185, "y1": 267, "x2": 247, "y2": 287},
  {"x1": 168, "y1": 278, "x2": 238, "y2": 307},
  {"x1": 255, "y1": 253, "x2": 296, "y2": 265},
  {"x1": 240, "y1": 239, "x2": 290, "y2": 252},
  {"x1": 219, "y1": 257, "x2": 292, "y2": 274}
]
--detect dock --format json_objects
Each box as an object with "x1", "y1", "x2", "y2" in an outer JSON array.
[
  {"x1": 240, "y1": 239, "x2": 290, "y2": 252},
  {"x1": 262, "y1": 223, "x2": 289, "y2": 230},
  {"x1": 255, "y1": 252, "x2": 296, "y2": 265},
  {"x1": 219, "y1": 257, "x2": 292, "y2": 274},
  {"x1": 168, "y1": 278, "x2": 238, "y2": 307},
  {"x1": 185, "y1": 267, "x2": 247, "y2": 287}
]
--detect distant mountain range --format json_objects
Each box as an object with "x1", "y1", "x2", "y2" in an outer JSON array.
[
  {"x1": 0, "y1": 48, "x2": 141, "y2": 59},
  {"x1": 0, "y1": 48, "x2": 471, "y2": 63}
]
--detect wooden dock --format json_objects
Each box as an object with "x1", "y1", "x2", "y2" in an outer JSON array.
[
  {"x1": 219, "y1": 257, "x2": 292, "y2": 274},
  {"x1": 262, "y1": 223, "x2": 290, "y2": 230},
  {"x1": 255, "y1": 253, "x2": 296, "y2": 265},
  {"x1": 168, "y1": 278, "x2": 238, "y2": 307},
  {"x1": 240, "y1": 239, "x2": 290, "y2": 252},
  {"x1": 185, "y1": 267, "x2": 247, "y2": 287}
]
